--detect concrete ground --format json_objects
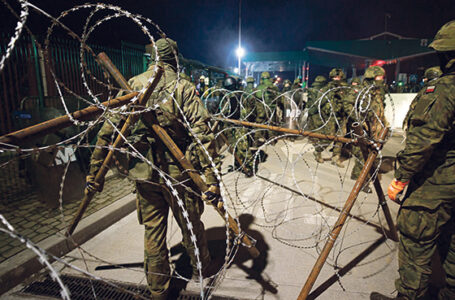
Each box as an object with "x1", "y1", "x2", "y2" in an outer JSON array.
[{"x1": 3, "y1": 133, "x2": 407, "y2": 300}]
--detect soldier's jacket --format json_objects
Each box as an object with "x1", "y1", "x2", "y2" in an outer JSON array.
[
  {"x1": 241, "y1": 85, "x2": 256, "y2": 122},
  {"x1": 89, "y1": 63, "x2": 218, "y2": 185},
  {"x1": 306, "y1": 83, "x2": 326, "y2": 117},
  {"x1": 254, "y1": 79, "x2": 280, "y2": 123},
  {"x1": 402, "y1": 79, "x2": 438, "y2": 130},
  {"x1": 354, "y1": 81, "x2": 388, "y2": 137},
  {"x1": 395, "y1": 73, "x2": 455, "y2": 207},
  {"x1": 319, "y1": 80, "x2": 348, "y2": 117}
]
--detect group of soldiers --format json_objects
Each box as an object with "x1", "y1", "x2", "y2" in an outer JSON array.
[
  {"x1": 306, "y1": 65, "x2": 389, "y2": 192},
  {"x1": 85, "y1": 20, "x2": 455, "y2": 300}
]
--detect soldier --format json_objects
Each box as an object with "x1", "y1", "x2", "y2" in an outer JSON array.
[
  {"x1": 402, "y1": 66, "x2": 442, "y2": 131},
  {"x1": 282, "y1": 79, "x2": 292, "y2": 92},
  {"x1": 227, "y1": 76, "x2": 256, "y2": 176},
  {"x1": 351, "y1": 77, "x2": 362, "y2": 86},
  {"x1": 196, "y1": 75, "x2": 208, "y2": 96},
  {"x1": 242, "y1": 77, "x2": 257, "y2": 122},
  {"x1": 371, "y1": 20, "x2": 455, "y2": 300},
  {"x1": 306, "y1": 76, "x2": 327, "y2": 162},
  {"x1": 86, "y1": 38, "x2": 218, "y2": 299},
  {"x1": 311, "y1": 68, "x2": 347, "y2": 166},
  {"x1": 244, "y1": 76, "x2": 255, "y2": 94},
  {"x1": 350, "y1": 66, "x2": 388, "y2": 189},
  {"x1": 253, "y1": 71, "x2": 280, "y2": 146},
  {"x1": 292, "y1": 77, "x2": 302, "y2": 90}
]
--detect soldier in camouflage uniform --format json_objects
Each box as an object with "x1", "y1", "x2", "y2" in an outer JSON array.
[
  {"x1": 402, "y1": 66, "x2": 442, "y2": 131},
  {"x1": 242, "y1": 77, "x2": 257, "y2": 123},
  {"x1": 310, "y1": 69, "x2": 347, "y2": 165},
  {"x1": 253, "y1": 71, "x2": 280, "y2": 146},
  {"x1": 87, "y1": 38, "x2": 217, "y2": 299},
  {"x1": 371, "y1": 21, "x2": 455, "y2": 300},
  {"x1": 306, "y1": 75, "x2": 327, "y2": 162},
  {"x1": 292, "y1": 77, "x2": 302, "y2": 90},
  {"x1": 244, "y1": 76, "x2": 255, "y2": 94},
  {"x1": 282, "y1": 79, "x2": 292, "y2": 92},
  {"x1": 350, "y1": 66, "x2": 388, "y2": 187},
  {"x1": 218, "y1": 76, "x2": 255, "y2": 176},
  {"x1": 327, "y1": 69, "x2": 349, "y2": 167}
]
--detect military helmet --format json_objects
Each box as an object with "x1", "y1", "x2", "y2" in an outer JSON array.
[
  {"x1": 293, "y1": 78, "x2": 301, "y2": 84},
  {"x1": 199, "y1": 75, "x2": 206, "y2": 80},
  {"x1": 314, "y1": 75, "x2": 327, "y2": 84},
  {"x1": 246, "y1": 76, "x2": 255, "y2": 83},
  {"x1": 329, "y1": 68, "x2": 345, "y2": 79},
  {"x1": 283, "y1": 79, "x2": 292, "y2": 85},
  {"x1": 351, "y1": 77, "x2": 362, "y2": 85},
  {"x1": 145, "y1": 38, "x2": 178, "y2": 63},
  {"x1": 424, "y1": 66, "x2": 442, "y2": 80},
  {"x1": 364, "y1": 66, "x2": 386, "y2": 79},
  {"x1": 224, "y1": 76, "x2": 238, "y2": 90},
  {"x1": 261, "y1": 71, "x2": 271, "y2": 79},
  {"x1": 429, "y1": 20, "x2": 455, "y2": 52}
]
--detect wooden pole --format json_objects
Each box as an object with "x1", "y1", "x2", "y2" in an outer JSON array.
[
  {"x1": 352, "y1": 123, "x2": 398, "y2": 241},
  {"x1": 0, "y1": 92, "x2": 138, "y2": 147},
  {"x1": 219, "y1": 118, "x2": 357, "y2": 145},
  {"x1": 297, "y1": 126, "x2": 389, "y2": 300},
  {"x1": 66, "y1": 67, "x2": 164, "y2": 236},
  {"x1": 95, "y1": 53, "x2": 260, "y2": 258}
]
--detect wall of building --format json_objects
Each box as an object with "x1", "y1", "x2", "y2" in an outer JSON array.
[{"x1": 385, "y1": 93, "x2": 416, "y2": 129}]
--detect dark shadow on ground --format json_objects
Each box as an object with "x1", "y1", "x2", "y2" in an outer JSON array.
[{"x1": 168, "y1": 213, "x2": 277, "y2": 299}]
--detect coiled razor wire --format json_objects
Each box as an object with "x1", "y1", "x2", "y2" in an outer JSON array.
[{"x1": 0, "y1": 1, "x2": 401, "y2": 299}]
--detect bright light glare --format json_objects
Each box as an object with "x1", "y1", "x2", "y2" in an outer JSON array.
[
  {"x1": 236, "y1": 47, "x2": 245, "y2": 58},
  {"x1": 234, "y1": 67, "x2": 239, "y2": 74}
]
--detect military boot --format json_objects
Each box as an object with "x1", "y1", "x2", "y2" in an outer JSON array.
[
  {"x1": 370, "y1": 292, "x2": 408, "y2": 300},
  {"x1": 331, "y1": 155, "x2": 345, "y2": 168},
  {"x1": 314, "y1": 152, "x2": 324, "y2": 163}
]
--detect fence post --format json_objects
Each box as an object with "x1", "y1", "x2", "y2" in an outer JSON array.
[{"x1": 31, "y1": 38, "x2": 44, "y2": 108}]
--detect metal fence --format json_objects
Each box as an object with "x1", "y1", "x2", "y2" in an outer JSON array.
[{"x1": 0, "y1": 33, "x2": 147, "y2": 135}]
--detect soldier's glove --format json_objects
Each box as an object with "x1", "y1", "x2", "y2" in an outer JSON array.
[
  {"x1": 85, "y1": 175, "x2": 105, "y2": 194},
  {"x1": 202, "y1": 184, "x2": 221, "y2": 206},
  {"x1": 387, "y1": 179, "x2": 409, "y2": 203}
]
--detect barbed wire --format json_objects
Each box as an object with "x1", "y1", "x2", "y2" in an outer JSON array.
[{"x1": 0, "y1": 1, "x2": 401, "y2": 299}]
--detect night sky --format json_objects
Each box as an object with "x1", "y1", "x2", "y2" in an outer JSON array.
[{"x1": 2, "y1": 0, "x2": 455, "y2": 69}]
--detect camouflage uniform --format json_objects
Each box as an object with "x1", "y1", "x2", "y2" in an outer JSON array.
[
  {"x1": 351, "y1": 66, "x2": 388, "y2": 181},
  {"x1": 392, "y1": 21, "x2": 455, "y2": 300},
  {"x1": 244, "y1": 77, "x2": 255, "y2": 94},
  {"x1": 402, "y1": 66, "x2": 442, "y2": 131},
  {"x1": 89, "y1": 38, "x2": 216, "y2": 299},
  {"x1": 306, "y1": 76, "x2": 327, "y2": 162},
  {"x1": 253, "y1": 71, "x2": 280, "y2": 145},
  {"x1": 282, "y1": 79, "x2": 292, "y2": 93},
  {"x1": 311, "y1": 69, "x2": 347, "y2": 164}
]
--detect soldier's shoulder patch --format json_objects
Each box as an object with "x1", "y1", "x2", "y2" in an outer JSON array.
[{"x1": 426, "y1": 86, "x2": 436, "y2": 93}]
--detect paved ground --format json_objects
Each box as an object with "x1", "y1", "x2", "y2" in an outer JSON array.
[
  {"x1": 3, "y1": 133, "x2": 407, "y2": 300},
  {"x1": 0, "y1": 173, "x2": 133, "y2": 263}
]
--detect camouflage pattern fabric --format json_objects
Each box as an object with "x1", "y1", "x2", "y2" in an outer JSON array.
[
  {"x1": 402, "y1": 68, "x2": 442, "y2": 131},
  {"x1": 253, "y1": 77, "x2": 280, "y2": 145},
  {"x1": 89, "y1": 55, "x2": 217, "y2": 298},
  {"x1": 350, "y1": 80, "x2": 388, "y2": 179},
  {"x1": 393, "y1": 72, "x2": 455, "y2": 299},
  {"x1": 310, "y1": 80, "x2": 347, "y2": 156}
]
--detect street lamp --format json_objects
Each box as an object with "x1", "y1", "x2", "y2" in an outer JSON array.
[
  {"x1": 236, "y1": 46, "x2": 245, "y2": 76},
  {"x1": 237, "y1": 0, "x2": 243, "y2": 77},
  {"x1": 236, "y1": 46, "x2": 245, "y2": 58}
]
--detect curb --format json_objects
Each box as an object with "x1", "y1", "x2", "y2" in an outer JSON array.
[{"x1": 0, "y1": 192, "x2": 136, "y2": 296}]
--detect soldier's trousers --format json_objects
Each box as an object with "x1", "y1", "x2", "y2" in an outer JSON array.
[
  {"x1": 135, "y1": 181, "x2": 210, "y2": 299},
  {"x1": 309, "y1": 114, "x2": 336, "y2": 154},
  {"x1": 233, "y1": 128, "x2": 256, "y2": 172},
  {"x1": 396, "y1": 200, "x2": 455, "y2": 299}
]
